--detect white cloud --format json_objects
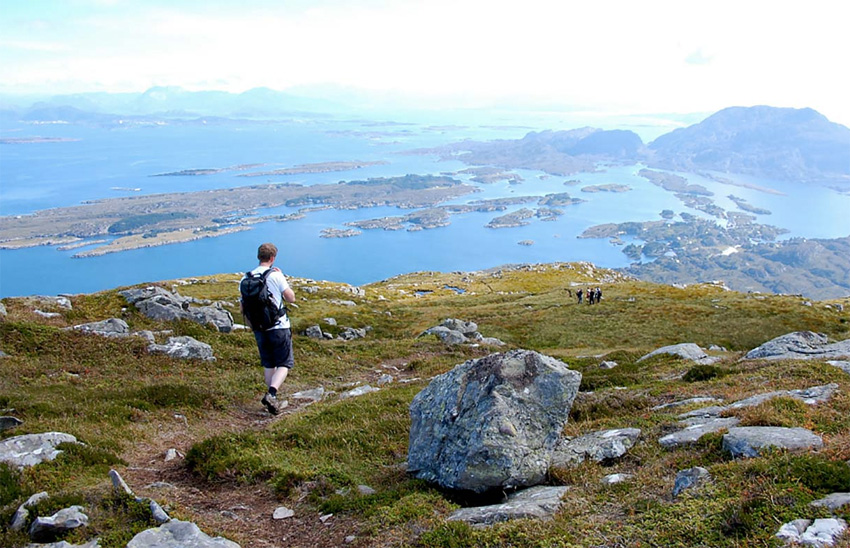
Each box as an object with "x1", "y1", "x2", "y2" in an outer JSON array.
[{"x1": 2, "y1": 0, "x2": 849, "y2": 125}]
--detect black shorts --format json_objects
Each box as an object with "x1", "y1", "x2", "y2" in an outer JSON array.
[{"x1": 254, "y1": 328, "x2": 294, "y2": 369}]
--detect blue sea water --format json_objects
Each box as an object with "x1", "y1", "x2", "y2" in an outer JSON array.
[{"x1": 1, "y1": 114, "x2": 849, "y2": 298}]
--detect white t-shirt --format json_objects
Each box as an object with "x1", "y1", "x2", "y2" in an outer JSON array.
[{"x1": 247, "y1": 266, "x2": 291, "y2": 329}]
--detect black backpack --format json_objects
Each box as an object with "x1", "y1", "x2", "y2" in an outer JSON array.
[{"x1": 240, "y1": 269, "x2": 286, "y2": 331}]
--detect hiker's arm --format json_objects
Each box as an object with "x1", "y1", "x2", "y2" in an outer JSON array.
[{"x1": 283, "y1": 287, "x2": 296, "y2": 303}]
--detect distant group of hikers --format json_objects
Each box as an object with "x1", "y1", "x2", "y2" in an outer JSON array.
[{"x1": 566, "y1": 286, "x2": 603, "y2": 305}]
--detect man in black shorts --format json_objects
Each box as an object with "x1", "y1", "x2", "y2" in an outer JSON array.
[{"x1": 243, "y1": 243, "x2": 296, "y2": 415}]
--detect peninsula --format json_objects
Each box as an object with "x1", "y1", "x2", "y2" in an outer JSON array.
[{"x1": 0, "y1": 174, "x2": 475, "y2": 256}]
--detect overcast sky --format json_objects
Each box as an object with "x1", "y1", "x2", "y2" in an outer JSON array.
[{"x1": 2, "y1": 0, "x2": 849, "y2": 125}]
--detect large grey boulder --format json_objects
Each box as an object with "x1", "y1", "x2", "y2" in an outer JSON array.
[
  {"x1": 1, "y1": 415, "x2": 23, "y2": 432},
  {"x1": 722, "y1": 427, "x2": 823, "y2": 458},
  {"x1": 0, "y1": 432, "x2": 78, "y2": 469},
  {"x1": 408, "y1": 350, "x2": 581, "y2": 493},
  {"x1": 29, "y1": 506, "x2": 89, "y2": 542},
  {"x1": 127, "y1": 520, "x2": 240, "y2": 548},
  {"x1": 828, "y1": 361, "x2": 850, "y2": 375},
  {"x1": 148, "y1": 336, "x2": 215, "y2": 361},
  {"x1": 550, "y1": 428, "x2": 641, "y2": 468},
  {"x1": 71, "y1": 318, "x2": 130, "y2": 337},
  {"x1": 447, "y1": 486, "x2": 568, "y2": 526},
  {"x1": 442, "y1": 319, "x2": 478, "y2": 335},
  {"x1": 637, "y1": 343, "x2": 718, "y2": 365},
  {"x1": 745, "y1": 331, "x2": 850, "y2": 361}
]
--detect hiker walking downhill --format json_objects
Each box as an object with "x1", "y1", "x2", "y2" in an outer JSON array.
[
  {"x1": 240, "y1": 242, "x2": 297, "y2": 415},
  {"x1": 577, "y1": 288, "x2": 583, "y2": 304}
]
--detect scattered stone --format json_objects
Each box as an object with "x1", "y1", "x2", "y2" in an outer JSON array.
[
  {"x1": 145, "y1": 482, "x2": 176, "y2": 490},
  {"x1": 357, "y1": 485, "x2": 377, "y2": 496},
  {"x1": 777, "y1": 518, "x2": 847, "y2": 547},
  {"x1": 673, "y1": 467, "x2": 711, "y2": 497},
  {"x1": 0, "y1": 432, "x2": 78, "y2": 469},
  {"x1": 35, "y1": 309, "x2": 62, "y2": 318},
  {"x1": 599, "y1": 361, "x2": 618, "y2": 369},
  {"x1": 323, "y1": 317, "x2": 337, "y2": 326},
  {"x1": 70, "y1": 318, "x2": 130, "y2": 337},
  {"x1": 220, "y1": 511, "x2": 240, "y2": 521},
  {"x1": 677, "y1": 384, "x2": 838, "y2": 422},
  {"x1": 345, "y1": 535, "x2": 357, "y2": 543},
  {"x1": 637, "y1": 343, "x2": 719, "y2": 365},
  {"x1": 29, "y1": 506, "x2": 89, "y2": 542},
  {"x1": 127, "y1": 519, "x2": 240, "y2": 548},
  {"x1": 601, "y1": 473, "x2": 632, "y2": 485},
  {"x1": 0, "y1": 302, "x2": 6, "y2": 317},
  {"x1": 708, "y1": 345, "x2": 728, "y2": 352},
  {"x1": 447, "y1": 486, "x2": 569, "y2": 526},
  {"x1": 551, "y1": 428, "x2": 641, "y2": 468},
  {"x1": 319, "y1": 513, "x2": 333, "y2": 523},
  {"x1": 0, "y1": 348, "x2": 7, "y2": 357},
  {"x1": 651, "y1": 397, "x2": 721, "y2": 411},
  {"x1": 745, "y1": 331, "x2": 850, "y2": 361},
  {"x1": 408, "y1": 349, "x2": 581, "y2": 493},
  {"x1": 292, "y1": 387, "x2": 325, "y2": 403},
  {"x1": 25, "y1": 541, "x2": 100, "y2": 548},
  {"x1": 305, "y1": 325, "x2": 324, "y2": 339},
  {"x1": 423, "y1": 325, "x2": 468, "y2": 345},
  {"x1": 376, "y1": 374, "x2": 394, "y2": 386},
  {"x1": 148, "y1": 336, "x2": 215, "y2": 361},
  {"x1": 659, "y1": 417, "x2": 740, "y2": 448},
  {"x1": 442, "y1": 319, "x2": 478, "y2": 335},
  {"x1": 164, "y1": 448, "x2": 181, "y2": 461},
  {"x1": 722, "y1": 427, "x2": 823, "y2": 458},
  {"x1": 338, "y1": 327, "x2": 367, "y2": 341},
  {"x1": 109, "y1": 469, "x2": 134, "y2": 496},
  {"x1": 340, "y1": 385, "x2": 379, "y2": 399},
  {"x1": 811, "y1": 493, "x2": 850, "y2": 511},
  {"x1": 0, "y1": 415, "x2": 23, "y2": 432},
  {"x1": 11, "y1": 491, "x2": 49, "y2": 531},
  {"x1": 480, "y1": 337, "x2": 506, "y2": 346},
  {"x1": 273, "y1": 507, "x2": 295, "y2": 520},
  {"x1": 149, "y1": 500, "x2": 170, "y2": 524}
]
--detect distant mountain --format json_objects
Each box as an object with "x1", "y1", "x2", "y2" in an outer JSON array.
[{"x1": 649, "y1": 106, "x2": 850, "y2": 185}]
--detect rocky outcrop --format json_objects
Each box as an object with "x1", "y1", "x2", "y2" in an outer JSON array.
[
  {"x1": 550, "y1": 428, "x2": 641, "y2": 468},
  {"x1": 0, "y1": 432, "x2": 78, "y2": 469},
  {"x1": 722, "y1": 427, "x2": 823, "y2": 458},
  {"x1": 637, "y1": 343, "x2": 719, "y2": 365},
  {"x1": 70, "y1": 318, "x2": 130, "y2": 337},
  {"x1": 120, "y1": 286, "x2": 233, "y2": 333},
  {"x1": 408, "y1": 350, "x2": 581, "y2": 493},
  {"x1": 745, "y1": 331, "x2": 850, "y2": 361},
  {"x1": 659, "y1": 417, "x2": 741, "y2": 448},
  {"x1": 127, "y1": 520, "x2": 240, "y2": 548},
  {"x1": 148, "y1": 336, "x2": 215, "y2": 361},
  {"x1": 11, "y1": 491, "x2": 49, "y2": 531},
  {"x1": 421, "y1": 318, "x2": 505, "y2": 346},
  {"x1": 447, "y1": 486, "x2": 569, "y2": 526}
]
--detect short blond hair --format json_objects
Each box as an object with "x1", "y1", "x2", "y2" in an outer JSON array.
[{"x1": 257, "y1": 243, "x2": 278, "y2": 262}]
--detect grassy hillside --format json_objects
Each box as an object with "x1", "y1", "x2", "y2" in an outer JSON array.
[{"x1": 2, "y1": 262, "x2": 849, "y2": 547}]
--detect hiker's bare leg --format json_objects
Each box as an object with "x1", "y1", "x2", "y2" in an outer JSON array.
[{"x1": 265, "y1": 366, "x2": 289, "y2": 391}]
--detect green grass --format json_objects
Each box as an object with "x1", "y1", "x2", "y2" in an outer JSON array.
[{"x1": 2, "y1": 264, "x2": 849, "y2": 547}]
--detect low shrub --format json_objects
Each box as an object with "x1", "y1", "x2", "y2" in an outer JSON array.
[{"x1": 683, "y1": 364, "x2": 726, "y2": 382}]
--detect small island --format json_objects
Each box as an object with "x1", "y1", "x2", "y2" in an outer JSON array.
[{"x1": 581, "y1": 184, "x2": 631, "y2": 193}]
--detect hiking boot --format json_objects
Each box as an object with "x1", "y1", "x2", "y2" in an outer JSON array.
[{"x1": 261, "y1": 393, "x2": 288, "y2": 415}]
